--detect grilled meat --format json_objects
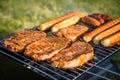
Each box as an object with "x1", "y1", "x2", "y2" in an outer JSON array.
[
  {"x1": 51, "y1": 42, "x2": 94, "y2": 69},
  {"x1": 24, "y1": 36, "x2": 71, "y2": 61},
  {"x1": 83, "y1": 17, "x2": 120, "y2": 42},
  {"x1": 101, "y1": 31, "x2": 120, "y2": 47},
  {"x1": 93, "y1": 23, "x2": 120, "y2": 44},
  {"x1": 2, "y1": 30, "x2": 46, "y2": 53},
  {"x1": 55, "y1": 25, "x2": 88, "y2": 42},
  {"x1": 51, "y1": 12, "x2": 88, "y2": 33},
  {"x1": 39, "y1": 10, "x2": 81, "y2": 31},
  {"x1": 90, "y1": 14, "x2": 104, "y2": 24},
  {"x1": 90, "y1": 13, "x2": 113, "y2": 24},
  {"x1": 81, "y1": 13, "x2": 113, "y2": 28},
  {"x1": 117, "y1": 41, "x2": 120, "y2": 45},
  {"x1": 81, "y1": 16, "x2": 101, "y2": 27},
  {"x1": 92, "y1": 13, "x2": 113, "y2": 22}
]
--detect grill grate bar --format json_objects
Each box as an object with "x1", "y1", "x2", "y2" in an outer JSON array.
[
  {"x1": 75, "y1": 68, "x2": 111, "y2": 80},
  {"x1": 87, "y1": 62, "x2": 120, "y2": 76},
  {"x1": 112, "y1": 45, "x2": 120, "y2": 49},
  {"x1": 95, "y1": 48, "x2": 111, "y2": 55},
  {"x1": 34, "y1": 64, "x2": 72, "y2": 80},
  {"x1": 26, "y1": 62, "x2": 73, "y2": 80},
  {"x1": 94, "y1": 48, "x2": 108, "y2": 56},
  {"x1": 94, "y1": 46, "x2": 113, "y2": 53},
  {"x1": 67, "y1": 69, "x2": 80, "y2": 75},
  {"x1": 67, "y1": 69, "x2": 82, "y2": 76},
  {"x1": 94, "y1": 54, "x2": 103, "y2": 60},
  {"x1": 94, "y1": 65, "x2": 120, "y2": 76},
  {"x1": 95, "y1": 51, "x2": 106, "y2": 57},
  {"x1": 42, "y1": 62, "x2": 76, "y2": 78},
  {"x1": 103, "y1": 48, "x2": 114, "y2": 53}
]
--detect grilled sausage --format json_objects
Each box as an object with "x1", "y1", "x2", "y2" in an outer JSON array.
[
  {"x1": 100, "y1": 14, "x2": 113, "y2": 22},
  {"x1": 38, "y1": 10, "x2": 81, "y2": 31},
  {"x1": 101, "y1": 31, "x2": 120, "y2": 47},
  {"x1": 90, "y1": 13, "x2": 104, "y2": 24},
  {"x1": 81, "y1": 16, "x2": 101, "y2": 27},
  {"x1": 117, "y1": 42, "x2": 120, "y2": 45},
  {"x1": 91, "y1": 13, "x2": 113, "y2": 23},
  {"x1": 82, "y1": 13, "x2": 113, "y2": 28},
  {"x1": 51, "y1": 12, "x2": 88, "y2": 33},
  {"x1": 93, "y1": 24, "x2": 120, "y2": 44},
  {"x1": 83, "y1": 18, "x2": 120, "y2": 42}
]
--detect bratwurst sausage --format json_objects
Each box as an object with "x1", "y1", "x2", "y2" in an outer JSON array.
[
  {"x1": 51, "y1": 12, "x2": 88, "y2": 33},
  {"x1": 81, "y1": 16, "x2": 101, "y2": 27},
  {"x1": 39, "y1": 10, "x2": 81, "y2": 31},
  {"x1": 93, "y1": 23, "x2": 120, "y2": 44},
  {"x1": 101, "y1": 31, "x2": 120, "y2": 47},
  {"x1": 83, "y1": 18, "x2": 120, "y2": 42}
]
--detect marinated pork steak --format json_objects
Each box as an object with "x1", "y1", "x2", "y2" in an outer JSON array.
[
  {"x1": 55, "y1": 25, "x2": 88, "y2": 42},
  {"x1": 2, "y1": 30, "x2": 46, "y2": 53},
  {"x1": 50, "y1": 42, "x2": 94, "y2": 69},
  {"x1": 24, "y1": 36, "x2": 71, "y2": 61}
]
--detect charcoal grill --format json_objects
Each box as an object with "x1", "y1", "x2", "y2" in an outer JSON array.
[{"x1": 0, "y1": 27, "x2": 120, "y2": 80}]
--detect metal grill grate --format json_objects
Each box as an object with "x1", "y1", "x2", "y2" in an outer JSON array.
[{"x1": 0, "y1": 35, "x2": 120, "y2": 80}]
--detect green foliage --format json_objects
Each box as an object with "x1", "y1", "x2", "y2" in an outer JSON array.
[{"x1": 0, "y1": 0, "x2": 120, "y2": 39}]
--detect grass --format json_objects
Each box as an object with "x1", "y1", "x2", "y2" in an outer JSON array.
[{"x1": 0, "y1": 0, "x2": 120, "y2": 39}]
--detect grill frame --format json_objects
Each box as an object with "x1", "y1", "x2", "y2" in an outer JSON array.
[{"x1": 0, "y1": 27, "x2": 120, "y2": 80}]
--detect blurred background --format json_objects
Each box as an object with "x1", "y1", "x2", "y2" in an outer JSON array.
[
  {"x1": 0, "y1": 0, "x2": 120, "y2": 79},
  {"x1": 0, "y1": 0, "x2": 120, "y2": 39}
]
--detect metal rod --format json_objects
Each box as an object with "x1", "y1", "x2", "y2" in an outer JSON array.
[
  {"x1": 68, "y1": 69, "x2": 81, "y2": 75},
  {"x1": 95, "y1": 65, "x2": 120, "y2": 76},
  {"x1": 76, "y1": 68, "x2": 111, "y2": 80},
  {"x1": 95, "y1": 48, "x2": 108, "y2": 56},
  {"x1": 87, "y1": 62, "x2": 120, "y2": 77},
  {"x1": 43, "y1": 62, "x2": 76, "y2": 78}
]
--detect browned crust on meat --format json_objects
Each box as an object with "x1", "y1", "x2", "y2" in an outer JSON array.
[
  {"x1": 55, "y1": 25, "x2": 88, "y2": 42},
  {"x1": 2, "y1": 30, "x2": 46, "y2": 53},
  {"x1": 101, "y1": 31, "x2": 120, "y2": 47},
  {"x1": 83, "y1": 18, "x2": 120, "y2": 42},
  {"x1": 52, "y1": 52, "x2": 94, "y2": 69},
  {"x1": 51, "y1": 42, "x2": 94, "y2": 69},
  {"x1": 24, "y1": 36, "x2": 71, "y2": 61}
]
